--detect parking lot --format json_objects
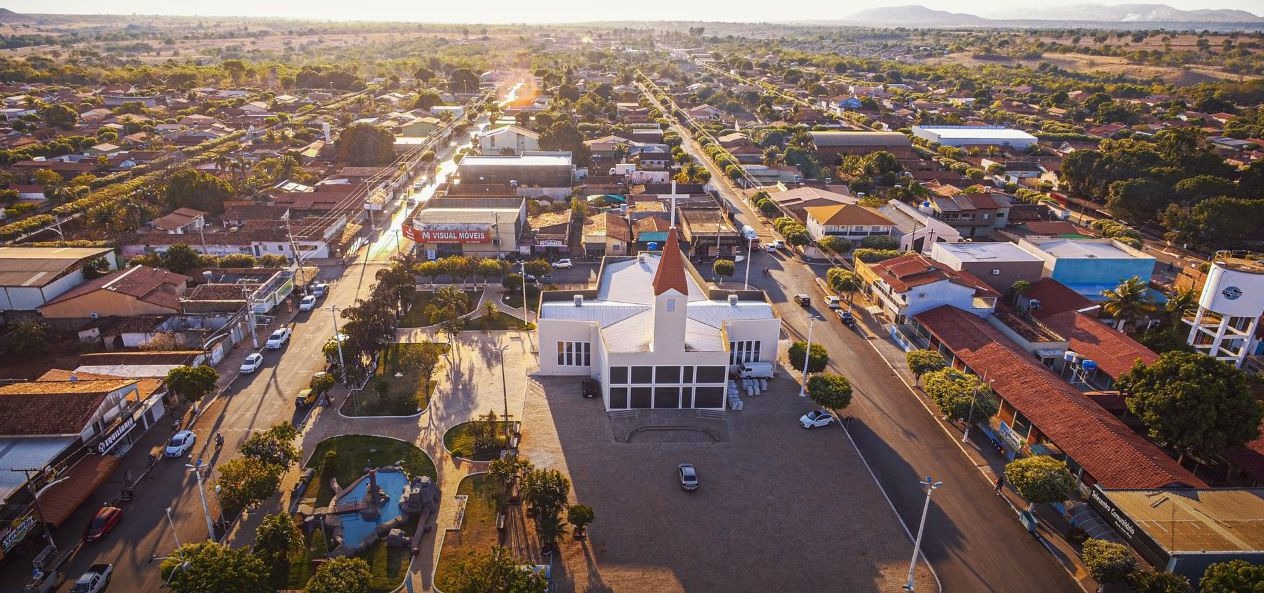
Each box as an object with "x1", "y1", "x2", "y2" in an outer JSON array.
[{"x1": 520, "y1": 373, "x2": 935, "y2": 593}]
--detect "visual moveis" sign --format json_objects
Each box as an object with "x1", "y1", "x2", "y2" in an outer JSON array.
[{"x1": 402, "y1": 224, "x2": 491, "y2": 244}]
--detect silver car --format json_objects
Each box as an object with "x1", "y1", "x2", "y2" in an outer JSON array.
[{"x1": 678, "y1": 464, "x2": 699, "y2": 491}]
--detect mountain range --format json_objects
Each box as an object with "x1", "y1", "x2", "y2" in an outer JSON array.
[{"x1": 842, "y1": 3, "x2": 1263, "y2": 26}]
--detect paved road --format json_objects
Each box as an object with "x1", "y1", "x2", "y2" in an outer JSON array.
[{"x1": 644, "y1": 87, "x2": 1077, "y2": 592}]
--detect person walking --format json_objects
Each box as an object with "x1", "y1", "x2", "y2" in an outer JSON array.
[{"x1": 994, "y1": 475, "x2": 1005, "y2": 495}]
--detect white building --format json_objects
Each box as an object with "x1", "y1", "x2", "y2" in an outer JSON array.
[
  {"x1": 536, "y1": 230, "x2": 781, "y2": 410},
  {"x1": 1185, "y1": 254, "x2": 1264, "y2": 369},
  {"x1": 911, "y1": 125, "x2": 1038, "y2": 150},
  {"x1": 860, "y1": 253, "x2": 999, "y2": 324},
  {"x1": 876, "y1": 200, "x2": 960, "y2": 254},
  {"x1": 477, "y1": 125, "x2": 540, "y2": 155}
]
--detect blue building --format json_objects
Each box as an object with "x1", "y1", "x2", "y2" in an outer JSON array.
[{"x1": 1017, "y1": 238, "x2": 1156, "y2": 300}]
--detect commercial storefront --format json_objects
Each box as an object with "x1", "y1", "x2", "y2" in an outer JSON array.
[{"x1": 404, "y1": 197, "x2": 526, "y2": 259}]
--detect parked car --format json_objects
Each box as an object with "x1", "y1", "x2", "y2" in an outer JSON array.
[
  {"x1": 240, "y1": 353, "x2": 264, "y2": 374},
  {"x1": 265, "y1": 328, "x2": 292, "y2": 350},
  {"x1": 70, "y1": 564, "x2": 112, "y2": 593},
  {"x1": 765, "y1": 240, "x2": 784, "y2": 252},
  {"x1": 551, "y1": 259, "x2": 573, "y2": 269},
  {"x1": 582, "y1": 379, "x2": 600, "y2": 399},
  {"x1": 836, "y1": 309, "x2": 856, "y2": 327},
  {"x1": 311, "y1": 283, "x2": 329, "y2": 298},
  {"x1": 164, "y1": 430, "x2": 196, "y2": 457},
  {"x1": 83, "y1": 506, "x2": 122, "y2": 542},
  {"x1": 678, "y1": 464, "x2": 699, "y2": 491},
  {"x1": 299, "y1": 295, "x2": 317, "y2": 312},
  {"x1": 296, "y1": 389, "x2": 317, "y2": 407},
  {"x1": 800, "y1": 409, "x2": 836, "y2": 429},
  {"x1": 793, "y1": 294, "x2": 811, "y2": 306},
  {"x1": 824, "y1": 296, "x2": 842, "y2": 310}
]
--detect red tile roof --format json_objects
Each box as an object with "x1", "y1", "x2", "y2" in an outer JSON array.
[
  {"x1": 652, "y1": 227, "x2": 689, "y2": 296},
  {"x1": 41, "y1": 265, "x2": 188, "y2": 312},
  {"x1": 1024, "y1": 278, "x2": 1157, "y2": 379},
  {"x1": 914, "y1": 305, "x2": 1203, "y2": 489},
  {"x1": 0, "y1": 380, "x2": 134, "y2": 436},
  {"x1": 1025, "y1": 277, "x2": 1093, "y2": 317},
  {"x1": 870, "y1": 253, "x2": 1000, "y2": 297}
]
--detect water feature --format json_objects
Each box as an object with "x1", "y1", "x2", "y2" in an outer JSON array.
[{"x1": 333, "y1": 469, "x2": 409, "y2": 550}]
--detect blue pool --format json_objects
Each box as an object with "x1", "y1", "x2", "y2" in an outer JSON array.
[{"x1": 335, "y1": 470, "x2": 409, "y2": 548}]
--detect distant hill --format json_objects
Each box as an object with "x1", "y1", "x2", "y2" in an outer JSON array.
[
  {"x1": 842, "y1": 5, "x2": 989, "y2": 27},
  {"x1": 0, "y1": 8, "x2": 31, "y2": 22},
  {"x1": 836, "y1": 3, "x2": 1261, "y2": 27},
  {"x1": 985, "y1": 3, "x2": 1263, "y2": 22}
]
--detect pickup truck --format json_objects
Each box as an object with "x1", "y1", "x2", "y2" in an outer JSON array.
[{"x1": 70, "y1": 564, "x2": 112, "y2": 593}]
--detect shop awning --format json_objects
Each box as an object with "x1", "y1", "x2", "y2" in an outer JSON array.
[{"x1": 37, "y1": 455, "x2": 122, "y2": 527}]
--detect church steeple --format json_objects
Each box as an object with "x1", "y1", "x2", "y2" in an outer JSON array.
[{"x1": 651, "y1": 229, "x2": 688, "y2": 296}]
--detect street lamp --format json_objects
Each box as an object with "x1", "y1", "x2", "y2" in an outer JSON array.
[
  {"x1": 518, "y1": 260, "x2": 529, "y2": 323},
  {"x1": 185, "y1": 460, "x2": 216, "y2": 541},
  {"x1": 743, "y1": 236, "x2": 754, "y2": 290},
  {"x1": 798, "y1": 315, "x2": 819, "y2": 398},
  {"x1": 496, "y1": 343, "x2": 511, "y2": 425},
  {"x1": 903, "y1": 476, "x2": 943, "y2": 592},
  {"x1": 165, "y1": 506, "x2": 182, "y2": 549},
  {"x1": 329, "y1": 305, "x2": 347, "y2": 385}
]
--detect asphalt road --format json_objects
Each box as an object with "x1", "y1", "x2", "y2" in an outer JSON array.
[{"x1": 644, "y1": 88, "x2": 1077, "y2": 592}]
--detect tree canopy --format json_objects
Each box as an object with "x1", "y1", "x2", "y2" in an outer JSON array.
[
  {"x1": 164, "y1": 169, "x2": 233, "y2": 215},
  {"x1": 160, "y1": 542, "x2": 271, "y2": 593},
  {"x1": 164, "y1": 365, "x2": 220, "y2": 403},
  {"x1": 807, "y1": 373, "x2": 853, "y2": 409},
  {"x1": 306, "y1": 557, "x2": 372, "y2": 593},
  {"x1": 1003, "y1": 455, "x2": 1076, "y2": 508},
  {"x1": 446, "y1": 548, "x2": 548, "y2": 593},
  {"x1": 921, "y1": 368, "x2": 999, "y2": 423},
  {"x1": 337, "y1": 123, "x2": 396, "y2": 166},
  {"x1": 1199, "y1": 559, "x2": 1264, "y2": 593}
]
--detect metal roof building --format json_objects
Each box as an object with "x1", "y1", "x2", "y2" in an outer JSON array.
[{"x1": 0, "y1": 246, "x2": 117, "y2": 311}]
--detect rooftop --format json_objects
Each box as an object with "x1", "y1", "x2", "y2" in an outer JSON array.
[
  {"x1": 41, "y1": 265, "x2": 188, "y2": 311},
  {"x1": 933, "y1": 242, "x2": 1042, "y2": 263},
  {"x1": 0, "y1": 246, "x2": 113, "y2": 288},
  {"x1": 460, "y1": 154, "x2": 572, "y2": 167},
  {"x1": 805, "y1": 203, "x2": 893, "y2": 227},
  {"x1": 0, "y1": 437, "x2": 78, "y2": 500},
  {"x1": 869, "y1": 253, "x2": 999, "y2": 297},
  {"x1": 1098, "y1": 488, "x2": 1264, "y2": 554},
  {"x1": 1028, "y1": 238, "x2": 1151, "y2": 261},
  {"x1": 809, "y1": 131, "x2": 911, "y2": 147},
  {"x1": 912, "y1": 125, "x2": 1039, "y2": 141}
]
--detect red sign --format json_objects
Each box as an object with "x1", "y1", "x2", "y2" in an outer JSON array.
[{"x1": 402, "y1": 224, "x2": 491, "y2": 244}]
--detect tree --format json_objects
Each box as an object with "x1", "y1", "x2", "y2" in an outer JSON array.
[
  {"x1": 161, "y1": 542, "x2": 270, "y2": 593},
  {"x1": 309, "y1": 371, "x2": 336, "y2": 395},
  {"x1": 712, "y1": 259, "x2": 735, "y2": 279},
  {"x1": 1165, "y1": 287, "x2": 1198, "y2": 325},
  {"x1": 164, "y1": 169, "x2": 233, "y2": 214},
  {"x1": 1173, "y1": 174, "x2": 1236, "y2": 204},
  {"x1": 522, "y1": 467, "x2": 571, "y2": 549},
  {"x1": 446, "y1": 548, "x2": 548, "y2": 593},
  {"x1": 164, "y1": 365, "x2": 220, "y2": 403},
  {"x1": 567, "y1": 504, "x2": 594, "y2": 538},
  {"x1": 826, "y1": 268, "x2": 862, "y2": 302},
  {"x1": 307, "y1": 557, "x2": 372, "y2": 593},
  {"x1": 1003, "y1": 456, "x2": 1076, "y2": 510},
  {"x1": 1118, "y1": 351, "x2": 1262, "y2": 461},
  {"x1": 469, "y1": 410, "x2": 503, "y2": 453},
  {"x1": 1199, "y1": 559, "x2": 1264, "y2": 593},
  {"x1": 807, "y1": 373, "x2": 853, "y2": 409},
  {"x1": 922, "y1": 368, "x2": 999, "y2": 423},
  {"x1": 1101, "y1": 277, "x2": 1154, "y2": 331},
  {"x1": 160, "y1": 243, "x2": 207, "y2": 275},
  {"x1": 859, "y1": 235, "x2": 900, "y2": 250},
  {"x1": 214, "y1": 457, "x2": 283, "y2": 517},
  {"x1": 1129, "y1": 571, "x2": 1192, "y2": 593},
  {"x1": 40, "y1": 103, "x2": 78, "y2": 130},
  {"x1": 789, "y1": 340, "x2": 829, "y2": 373},
  {"x1": 217, "y1": 254, "x2": 257, "y2": 268},
  {"x1": 486, "y1": 456, "x2": 530, "y2": 502},
  {"x1": 336, "y1": 123, "x2": 395, "y2": 166},
  {"x1": 240, "y1": 423, "x2": 300, "y2": 469},
  {"x1": 905, "y1": 349, "x2": 946, "y2": 381},
  {"x1": 1081, "y1": 539, "x2": 1135, "y2": 583},
  {"x1": 252, "y1": 512, "x2": 298, "y2": 568},
  {"x1": 1105, "y1": 178, "x2": 1171, "y2": 224},
  {"x1": 817, "y1": 236, "x2": 851, "y2": 255},
  {"x1": 6, "y1": 318, "x2": 50, "y2": 355},
  {"x1": 432, "y1": 286, "x2": 470, "y2": 320},
  {"x1": 446, "y1": 68, "x2": 480, "y2": 94}
]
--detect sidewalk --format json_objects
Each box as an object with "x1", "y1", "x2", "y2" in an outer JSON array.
[{"x1": 851, "y1": 300, "x2": 1099, "y2": 593}]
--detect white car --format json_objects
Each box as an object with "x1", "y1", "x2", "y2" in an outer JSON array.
[
  {"x1": 299, "y1": 295, "x2": 316, "y2": 312},
  {"x1": 765, "y1": 240, "x2": 784, "y2": 252},
  {"x1": 240, "y1": 353, "x2": 264, "y2": 374},
  {"x1": 265, "y1": 328, "x2": 292, "y2": 350},
  {"x1": 800, "y1": 409, "x2": 836, "y2": 429},
  {"x1": 551, "y1": 259, "x2": 573, "y2": 269},
  {"x1": 165, "y1": 430, "x2": 196, "y2": 457}
]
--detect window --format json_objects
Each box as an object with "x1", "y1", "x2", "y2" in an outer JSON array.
[
  {"x1": 610, "y1": 387, "x2": 628, "y2": 409},
  {"x1": 694, "y1": 386, "x2": 724, "y2": 408},
  {"x1": 610, "y1": 366, "x2": 628, "y2": 383},
  {"x1": 696, "y1": 366, "x2": 726, "y2": 383},
  {"x1": 630, "y1": 387, "x2": 653, "y2": 408},
  {"x1": 631, "y1": 366, "x2": 654, "y2": 384},
  {"x1": 655, "y1": 366, "x2": 680, "y2": 383},
  {"x1": 555, "y1": 341, "x2": 591, "y2": 366},
  {"x1": 728, "y1": 340, "x2": 762, "y2": 365},
  {"x1": 666, "y1": 298, "x2": 676, "y2": 312},
  {"x1": 654, "y1": 387, "x2": 681, "y2": 409},
  {"x1": 682, "y1": 366, "x2": 694, "y2": 383}
]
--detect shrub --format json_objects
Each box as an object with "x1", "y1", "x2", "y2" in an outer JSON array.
[
  {"x1": 1081, "y1": 539, "x2": 1136, "y2": 583},
  {"x1": 788, "y1": 340, "x2": 829, "y2": 373},
  {"x1": 853, "y1": 248, "x2": 903, "y2": 263},
  {"x1": 860, "y1": 235, "x2": 900, "y2": 250}
]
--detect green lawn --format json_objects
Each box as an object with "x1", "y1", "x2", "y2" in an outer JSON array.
[
  {"x1": 433, "y1": 474, "x2": 499, "y2": 592},
  {"x1": 443, "y1": 421, "x2": 513, "y2": 461},
  {"x1": 500, "y1": 286, "x2": 540, "y2": 313},
  {"x1": 342, "y1": 343, "x2": 448, "y2": 416},
  {"x1": 398, "y1": 292, "x2": 437, "y2": 327},
  {"x1": 469, "y1": 311, "x2": 533, "y2": 331},
  {"x1": 305, "y1": 435, "x2": 437, "y2": 508},
  {"x1": 282, "y1": 435, "x2": 436, "y2": 593}
]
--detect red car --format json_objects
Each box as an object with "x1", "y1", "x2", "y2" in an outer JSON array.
[{"x1": 84, "y1": 506, "x2": 122, "y2": 542}]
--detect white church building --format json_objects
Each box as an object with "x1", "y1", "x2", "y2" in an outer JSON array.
[{"x1": 536, "y1": 229, "x2": 782, "y2": 410}]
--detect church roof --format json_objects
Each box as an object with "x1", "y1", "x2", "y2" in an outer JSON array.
[{"x1": 651, "y1": 228, "x2": 689, "y2": 296}]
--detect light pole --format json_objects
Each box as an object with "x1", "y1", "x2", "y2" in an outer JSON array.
[
  {"x1": 743, "y1": 236, "x2": 753, "y2": 290},
  {"x1": 798, "y1": 316, "x2": 818, "y2": 397},
  {"x1": 329, "y1": 305, "x2": 347, "y2": 385},
  {"x1": 496, "y1": 343, "x2": 510, "y2": 424},
  {"x1": 241, "y1": 286, "x2": 258, "y2": 350},
  {"x1": 393, "y1": 228, "x2": 402, "y2": 256},
  {"x1": 165, "y1": 506, "x2": 182, "y2": 549},
  {"x1": 904, "y1": 476, "x2": 943, "y2": 592},
  {"x1": 518, "y1": 260, "x2": 529, "y2": 323},
  {"x1": 185, "y1": 460, "x2": 216, "y2": 541}
]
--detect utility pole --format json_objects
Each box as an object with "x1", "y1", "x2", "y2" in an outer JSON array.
[
  {"x1": 743, "y1": 236, "x2": 753, "y2": 290},
  {"x1": 799, "y1": 316, "x2": 817, "y2": 397},
  {"x1": 165, "y1": 506, "x2": 182, "y2": 549},
  {"x1": 519, "y1": 260, "x2": 529, "y2": 323},
  {"x1": 963, "y1": 377, "x2": 992, "y2": 443},
  {"x1": 329, "y1": 305, "x2": 347, "y2": 384},
  {"x1": 241, "y1": 285, "x2": 258, "y2": 349},
  {"x1": 904, "y1": 476, "x2": 942, "y2": 592},
  {"x1": 14, "y1": 468, "x2": 63, "y2": 555},
  {"x1": 185, "y1": 460, "x2": 216, "y2": 541}
]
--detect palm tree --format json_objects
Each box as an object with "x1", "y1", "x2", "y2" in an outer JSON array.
[
  {"x1": 1101, "y1": 277, "x2": 1153, "y2": 331},
  {"x1": 1165, "y1": 287, "x2": 1197, "y2": 325}
]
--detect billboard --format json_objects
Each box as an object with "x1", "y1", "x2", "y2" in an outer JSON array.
[{"x1": 402, "y1": 224, "x2": 491, "y2": 244}]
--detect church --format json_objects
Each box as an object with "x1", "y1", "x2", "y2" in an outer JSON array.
[{"x1": 536, "y1": 222, "x2": 782, "y2": 410}]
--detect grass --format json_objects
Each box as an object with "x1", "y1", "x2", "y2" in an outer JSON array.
[
  {"x1": 469, "y1": 312, "x2": 532, "y2": 331},
  {"x1": 281, "y1": 435, "x2": 436, "y2": 593},
  {"x1": 305, "y1": 435, "x2": 437, "y2": 508},
  {"x1": 501, "y1": 286, "x2": 540, "y2": 313},
  {"x1": 398, "y1": 292, "x2": 437, "y2": 327},
  {"x1": 342, "y1": 343, "x2": 449, "y2": 417},
  {"x1": 433, "y1": 474, "x2": 499, "y2": 592},
  {"x1": 443, "y1": 420, "x2": 513, "y2": 461}
]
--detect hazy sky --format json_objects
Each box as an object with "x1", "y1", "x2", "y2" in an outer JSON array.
[{"x1": 3, "y1": 0, "x2": 1261, "y2": 23}]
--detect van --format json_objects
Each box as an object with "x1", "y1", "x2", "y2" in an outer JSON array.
[
  {"x1": 737, "y1": 361, "x2": 774, "y2": 379},
  {"x1": 741, "y1": 225, "x2": 758, "y2": 241}
]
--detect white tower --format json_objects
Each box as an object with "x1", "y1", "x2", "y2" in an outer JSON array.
[
  {"x1": 650, "y1": 222, "x2": 688, "y2": 354},
  {"x1": 1185, "y1": 253, "x2": 1264, "y2": 368}
]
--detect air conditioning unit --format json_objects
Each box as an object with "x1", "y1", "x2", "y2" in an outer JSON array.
[{"x1": 991, "y1": 269, "x2": 1001, "y2": 276}]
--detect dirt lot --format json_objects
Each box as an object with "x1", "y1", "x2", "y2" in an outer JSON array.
[
  {"x1": 932, "y1": 51, "x2": 1257, "y2": 85},
  {"x1": 519, "y1": 374, "x2": 936, "y2": 593}
]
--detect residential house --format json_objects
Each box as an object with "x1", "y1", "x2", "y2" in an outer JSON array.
[
  {"x1": 876, "y1": 200, "x2": 961, "y2": 253},
  {"x1": 399, "y1": 116, "x2": 441, "y2": 138},
  {"x1": 0, "y1": 247, "x2": 118, "y2": 311},
  {"x1": 929, "y1": 242, "x2": 1044, "y2": 293},
  {"x1": 926, "y1": 192, "x2": 1012, "y2": 239},
  {"x1": 148, "y1": 208, "x2": 207, "y2": 235},
  {"x1": 858, "y1": 253, "x2": 999, "y2": 323},
  {"x1": 38, "y1": 265, "x2": 189, "y2": 320},
  {"x1": 803, "y1": 203, "x2": 894, "y2": 252},
  {"x1": 581, "y1": 211, "x2": 633, "y2": 258},
  {"x1": 478, "y1": 125, "x2": 540, "y2": 155},
  {"x1": 527, "y1": 210, "x2": 573, "y2": 256}
]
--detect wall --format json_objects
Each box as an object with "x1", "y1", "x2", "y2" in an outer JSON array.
[
  {"x1": 723, "y1": 318, "x2": 783, "y2": 365},
  {"x1": 956, "y1": 260, "x2": 1044, "y2": 293},
  {"x1": 39, "y1": 287, "x2": 181, "y2": 319},
  {"x1": 537, "y1": 319, "x2": 598, "y2": 376},
  {"x1": 1049, "y1": 257, "x2": 1155, "y2": 289}
]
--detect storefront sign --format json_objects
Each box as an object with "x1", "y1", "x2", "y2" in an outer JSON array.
[
  {"x1": 0, "y1": 513, "x2": 36, "y2": 552},
  {"x1": 402, "y1": 224, "x2": 491, "y2": 244},
  {"x1": 97, "y1": 417, "x2": 136, "y2": 454},
  {"x1": 1088, "y1": 485, "x2": 1168, "y2": 566},
  {"x1": 996, "y1": 421, "x2": 1026, "y2": 452}
]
